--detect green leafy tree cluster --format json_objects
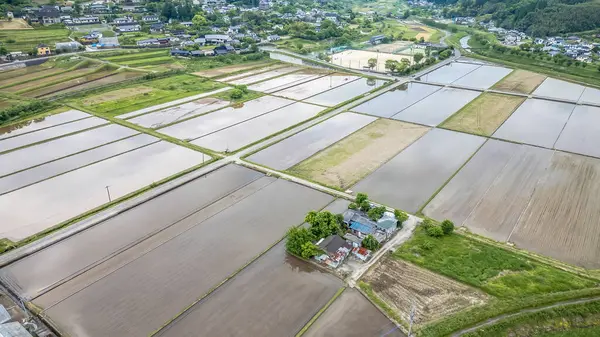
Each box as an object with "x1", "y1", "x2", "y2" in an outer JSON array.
[
  {"x1": 305, "y1": 211, "x2": 342, "y2": 239},
  {"x1": 361, "y1": 234, "x2": 380, "y2": 250},
  {"x1": 286, "y1": 227, "x2": 315, "y2": 256},
  {"x1": 422, "y1": 218, "x2": 454, "y2": 237},
  {"x1": 367, "y1": 206, "x2": 387, "y2": 221},
  {"x1": 394, "y1": 209, "x2": 409, "y2": 226}
]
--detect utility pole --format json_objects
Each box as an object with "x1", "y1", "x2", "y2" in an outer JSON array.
[{"x1": 105, "y1": 185, "x2": 112, "y2": 202}]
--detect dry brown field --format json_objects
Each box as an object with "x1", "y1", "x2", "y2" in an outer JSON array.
[
  {"x1": 38, "y1": 71, "x2": 144, "y2": 98},
  {"x1": 288, "y1": 119, "x2": 429, "y2": 189},
  {"x1": 0, "y1": 64, "x2": 52, "y2": 81},
  {"x1": 0, "y1": 68, "x2": 65, "y2": 88},
  {"x1": 304, "y1": 288, "x2": 404, "y2": 337},
  {"x1": 510, "y1": 152, "x2": 600, "y2": 269},
  {"x1": 23, "y1": 70, "x2": 117, "y2": 98},
  {"x1": 491, "y1": 69, "x2": 547, "y2": 94},
  {"x1": 192, "y1": 61, "x2": 273, "y2": 78},
  {"x1": 441, "y1": 93, "x2": 525, "y2": 136},
  {"x1": 364, "y1": 40, "x2": 413, "y2": 53},
  {"x1": 462, "y1": 144, "x2": 553, "y2": 242},
  {"x1": 362, "y1": 257, "x2": 488, "y2": 324},
  {"x1": 81, "y1": 86, "x2": 153, "y2": 105},
  {"x1": 0, "y1": 19, "x2": 32, "y2": 30},
  {"x1": 2, "y1": 68, "x2": 97, "y2": 93}
]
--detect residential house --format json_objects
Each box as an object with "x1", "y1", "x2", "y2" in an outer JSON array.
[
  {"x1": 170, "y1": 49, "x2": 191, "y2": 57},
  {"x1": 376, "y1": 211, "x2": 398, "y2": 235},
  {"x1": 113, "y1": 16, "x2": 134, "y2": 24},
  {"x1": 267, "y1": 35, "x2": 280, "y2": 42},
  {"x1": 60, "y1": 6, "x2": 73, "y2": 13},
  {"x1": 39, "y1": 5, "x2": 61, "y2": 25},
  {"x1": 204, "y1": 0, "x2": 227, "y2": 6},
  {"x1": 259, "y1": 0, "x2": 271, "y2": 10},
  {"x1": 72, "y1": 16, "x2": 100, "y2": 24},
  {"x1": 314, "y1": 235, "x2": 352, "y2": 268},
  {"x1": 89, "y1": 4, "x2": 109, "y2": 14},
  {"x1": 205, "y1": 34, "x2": 231, "y2": 44},
  {"x1": 342, "y1": 209, "x2": 389, "y2": 242},
  {"x1": 37, "y1": 44, "x2": 51, "y2": 56},
  {"x1": 180, "y1": 22, "x2": 193, "y2": 27},
  {"x1": 170, "y1": 29, "x2": 185, "y2": 36},
  {"x1": 369, "y1": 35, "x2": 385, "y2": 45},
  {"x1": 213, "y1": 44, "x2": 235, "y2": 55},
  {"x1": 98, "y1": 37, "x2": 120, "y2": 47},
  {"x1": 191, "y1": 50, "x2": 214, "y2": 57},
  {"x1": 352, "y1": 247, "x2": 371, "y2": 261},
  {"x1": 150, "y1": 23, "x2": 165, "y2": 33},
  {"x1": 55, "y1": 41, "x2": 83, "y2": 52},
  {"x1": 194, "y1": 37, "x2": 207, "y2": 45},
  {"x1": 117, "y1": 24, "x2": 141, "y2": 32},
  {"x1": 142, "y1": 15, "x2": 159, "y2": 22}
]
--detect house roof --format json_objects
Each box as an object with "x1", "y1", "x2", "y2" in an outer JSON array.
[
  {"x1": 317, "y1": 235, "x2": 347, "y2": 254},
  {"x1": 39, "y1": 6, "x2": 60, "y2": 17},
  {"x1": 0, "y1": 322, "x2": 32, "y2": 337},
  {"x1": 377, "y1": 217, "x2": 396, "y2": 230},
  {"x1": 349, "y1": 220, "x2": 374, "y2": 234}
]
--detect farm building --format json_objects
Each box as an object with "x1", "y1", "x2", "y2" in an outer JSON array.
[
  {"x1": 315, "y1": 235, "x2": 352, "y2": 268},
  {"x1": 38, "y1": 5, "x2": 61, "y2": 25},
  {"x1": 369, "y1": 35, "x2": 386, "y2": 45},
  {"x1": 171, "y1": 49, "x2": 191, "y2": 57},
  {"x1": 117, "y1": 24, "x2": 141, "y2": 32},
  {"x1": 98, "y1": 37, "x2": 120, "y2": 48},
  {"x1": 342, "y1": 210, "x2": 391, "y2": 242},
  {"x1": 55, "y1": 41, "x2": 83, "y2": 52},
  {"x1": 214, "y1": 45, "x2": 235, "y2": 55},
  {"x1": 205, "y1": 34, "x2": 231, "y2": 44}
]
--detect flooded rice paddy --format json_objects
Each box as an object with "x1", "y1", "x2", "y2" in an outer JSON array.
[
  {"x1": 0, "y1": 141, "x2": 209, "y2": 241},
  {"x1": 532, "y1": 77, "x2": 585, "y2": 101},
  {"x1": 125, "y1": 98, "x2": 231, "y2": 129},
  {"x1": 0, "y1": 134, "x2": 158, "y2": 195},
  {"x1": 492, "y1": 99, "x2": 575, "y2": 148},
  {"x1": 305, "y1": 78, "x2": 387, "y2": 107},
  {"x1": 247, "y1": 112, "x2": 376, "y2": 170},
  {"x1": 351, "y1": 82, "x2": 441, "y2": 118},
  {"x1": 192, "y1": 102, "x2": 325, "y2": 152},
  {"x1": 248, "y1": 71, "x2": 326, "y2": 93},
  {"x1": 274, "y1": 74, "x2": 360, "y2": 100},
  {"x1": 452, "y1": 65, "x2": 512, "y2": 89},
  {"x1": 352, "y1": 128, "x2": 485, "y2": 213},
  {"x1": 217, "y1": 64, "x2": 287, "y2": 82},
  {"x1": 578, "y1": 87, "x2": 600, "y2": 105},
  {"x1": 227, "y1": 66, "x2": 300, "y2": 85},
  {"x1": 419, "y1": 62, "x2": 480, "y2": 84},
  {"x1": 555, "y1": 105, "x2": 600, "y2": 158},
  {"x1": 29, "y1": 176, "x2": 332, "y2": 336},
  {"x1": 391, "y1": 87, "x2": 481, "y2": 126},
  {"x1": 0, "y1": 124, "x2": 138, "y2": 177},
  {"x1": 158, "y1": 96, "x2": 293, "y2": 141},
  {"x1": 0, "y1": 110, "x2": 90, "y2": 140},
  {"x1": 0, "y1": 117, "x2": 107, "y2": 153}
]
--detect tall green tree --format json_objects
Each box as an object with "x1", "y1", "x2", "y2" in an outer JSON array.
[{"x1": 286, "y1": 227, "x2": 315, "y2": 256}]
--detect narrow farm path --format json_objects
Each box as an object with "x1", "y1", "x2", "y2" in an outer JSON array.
[{"x1": 451, "y1": 296, "x2": 600, "y2": 336}]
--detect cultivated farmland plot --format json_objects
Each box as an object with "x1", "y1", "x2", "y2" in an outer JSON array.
[
  {"x1": 305, "y1": 78, "x2": 387, "y2": 107},
  {"x1": 511, "y1": 152, "x2": 600, "y2": 269},
  {"x1": 362, "y1": 257, "x2": 488, "y2": 324},
  {"x1": 351, "y1": 82, "x2": 441, "y2": 118},
  {"x1": 192, "y1": 102, "x2": 325, "y2": 152},
  {"x1": 419, "y1": 62, "x2": 480, "y2": 84},
  {"x1": 248, "y1": 70, "x2": 326, "y2": 93},
  {"x1": 532, "y1": 77, "x2": 586, "y2": 102},
  {"x1": 424, "y1": 140, "x2": 554, "y2": 242},
  {"x1": 2, "y1": 68, "x2": 99, "y2": 93},
  {"x1": 352, "y1": 128, "x2": 485, "y2": 213},
  {"x1": 441, "y1": 93, "x2": 525, "y2": 136},
  {"x1": 555, "y1": 105, "x2": 600, "y2": 158},
  {"x1": 217, "y1": 64, "x2": 287, "y2": 82},
  {"x1": 0, "y1": 124, "x2": 139, "y2": 177},
  {"x1": 125, "y1": 97, "x2": 231, "y2": 129},
  {"x1": 0, "y1": 117, "x2": 107, "y2": 153},
  {"x1": 274, "y1": 74, "x2": 360, "y2": 100},
  {"x1": 155, "y1": 243, "x2": 342, "y2": 337},
  {"x1": 391, "y1": 87, "x2": 481, "y2": 126},
  {"x1": 0, "y1": 164, "x2": 264, "y2": 300},
  {"x1": 0, "y1": 141, "x2": 210, "y2": 241},
  {"x1": 452, "y1": 65, "x2": 512, "y2": 89},
  {"x1": 303, "y1": 288, "x2": 404, "y2": 337},
  {"x1": 192, "y1": 61, "x2": 275, "y2": 78},
  {"x1": 0, "y1": 134, "x2": 158, "y2": 195},
  {"x1": 23, "y1": 69, "x2": 117, "y2": 98},
  {"x1": 158, "y1": 96, "x2": 293, "y2": 141},
  {"x1": 247, "y1": 112, "x2": 376, "y2": 170},
  {"x1": 492, "y1": 99, "x2": 575, "y2": 148},
  {"x1": 491, "y1": 69, "x2": 546, "y2": 94},
  {"x1": 288, "y1": 119, "x2": 430, "y2": 189},
  {"x1": 0, "y1": 110, "x2": 90, "y2": 140},
  {"x1": 0, "y1": 68, "x2": 65, "y2": 88},
  {"x1": 226, "y1": 66, "x2": 300, "y2": 85},
  {"x1": 27, "y1": 177, "x2": 333, "y2": 337}
]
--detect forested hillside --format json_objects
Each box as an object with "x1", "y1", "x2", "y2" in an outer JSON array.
[{"x1": 435, "y1": 0, "x2": 600, "y2": 36}]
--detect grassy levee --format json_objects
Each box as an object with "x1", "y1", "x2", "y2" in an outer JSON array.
[
  {"x1": 389, "y1": 227, "x2": 600, "y2": 337},
  {"x1": 460, "y1": 299, "x2": 600, "y2": 337},
  {"x1": 295, "y1": 287, "x2": 346, "y2": 337}
]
